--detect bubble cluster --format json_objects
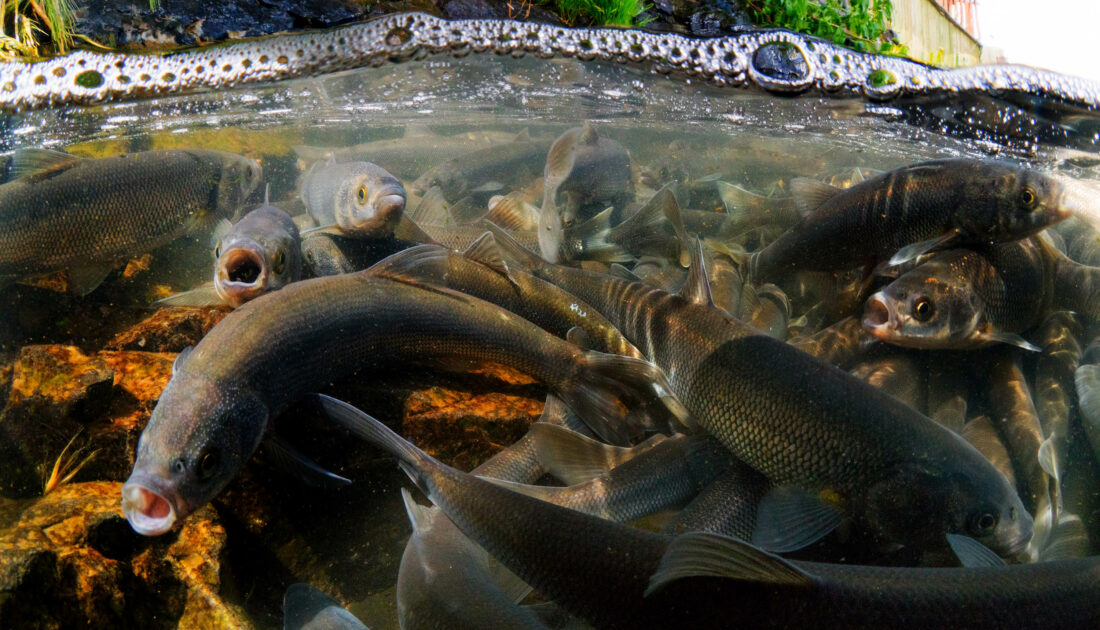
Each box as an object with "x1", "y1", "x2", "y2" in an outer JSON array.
[{"x1": 0, "y1": 12, "x2": 1096, "y2": 112}]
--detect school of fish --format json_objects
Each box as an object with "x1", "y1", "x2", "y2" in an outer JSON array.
[{"x1": 3, "y1": 121, "x2": 1099, "y2": 629}]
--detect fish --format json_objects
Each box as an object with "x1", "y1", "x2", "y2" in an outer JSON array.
[
  {"x1": 299, "y1": 161, "x2": 406, "y2": 237},
  {"x1": 542, "y1": 123, "x2": 633, "y2": 227},
  {"x1": 747, "y1": 159, "x2": 1084, "y2": 282},
  {"x1": 366, "y1": 236, "x2": 644, "y2": 359},
  {"x1": 849, "y1": 353, "x2": 926, "y2": 412},
  {"x1": 400, "y1": 187, "x2": 626, "y2": 263},
  {"x1": 1033, "y1": 312, "x2": 1082, "y2": 494},
  {"x1": 410, "y1": 129, "x2": 546, "y2": 200},
  {"x1": 283, "y1": 584, "x2": 368, "y2": 630},
  {"x1": 487, "y1": 433, "x2": 735, "y2": 523},
  {"x1": 0, "y1": 147, "x2": 261, "y2": 295},
  {"x1": 747, "y1": 284, "x2": 790, "y2": 339},
  {"x1": 320, "y1": 396, "x2": 1100, "y2": 630},
  {"x1": 787, "y1": 316, "x2": 876, "y2": 367},
  {"x1": 659, "y1": 461, "x2": 769, "y2": 540},
  {"x1": 865, "y1": 234, "x2": 1100, "y2": 351},
  {"x1": 489, "y1": 228, "x2": 1032, "y2": 558},
  {"x1": 1073, "y1": 337, "x2": 1100, "y2": 467},
  {"x1": 863, "y1": 240, "x2": 1051, "y2": 351},
  {"x1": 293, "y1": 127, "x2": 511, "y2": 180},
  {"x1": 121, "y1": 272, "x2": 678, "y2": 536},
  {"x1": 301, "y1": 232, "x2": 417, "y2": 277},
  {"x1": 960, "y1": 416, "x2": 1017, "y2": 493},
  {"x1": 159, "y1": 204, "x2": 304, "y2": 308},
  {"x1": 1052, "y1": 216, "x2": 1100, "y2": 266}
]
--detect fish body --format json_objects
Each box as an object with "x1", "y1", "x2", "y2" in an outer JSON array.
[
  {"x1": 212, "y1": 204, "x2": 303, "y2": 307},
  {"x1": 121, "y1": 273, "x2": 673, "y2": 536},
  {"x1": 749, "y1": 159, "x2": 1081, "y2": 282},
  {"x1": 283, "y1": 584, "x2": 368, "y2": 630},
  {"x1": 489, "y1": 231, "x2": 1031, "y2": 557},
  {"x1": 367, "y1": 240, "x2": 643, "y2": 358},
  {"x1": 545, "y1": 124, "x2": 633, "y2": 223},
  {"x1": 411, "y1": 130, "x2": 546, "y2": 200},
  {"x1": 293, "y1": 130, "x2": 508, "y2": 180},
  {"x1": 301, "y1": 232, "x2": 416, "y2": 277},
  {"x1": 322, "y1": 397, "x2": 1100, "y2": 630},
  {"x1": 299, "y1": 161, "x2": 406, "y2": 237},
  {"x1": 0, "y1": 148, "x2": 261, "y2": 294},
  {"x1": 659, "y1": 461, "x2": 769, "y2": 540}
]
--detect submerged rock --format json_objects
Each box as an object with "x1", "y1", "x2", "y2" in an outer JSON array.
[
  {"x1": 0, "y1": 346, "x2": 174, "y2": 497},
  {"x1": 105, "y1": 307, "x2": 229, "y2": 353},
  {"x1": 0, "y1": 482, "x2": 248, "y2": 629}
]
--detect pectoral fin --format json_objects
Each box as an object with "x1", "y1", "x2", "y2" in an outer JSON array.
[
  {"x1": 751, "y1": 486, "x2": 846, "y2": 553},
  {"x1": 646, "y1": 532, "x2": 813, "y2": 597},
  {"x1": 888, "y1": 231, "x2": 960, "y2": 266}
]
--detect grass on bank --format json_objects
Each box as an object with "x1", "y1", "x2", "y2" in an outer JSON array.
[{"x1": 747, "y1": 0, "x2": 907, "y2": 56}]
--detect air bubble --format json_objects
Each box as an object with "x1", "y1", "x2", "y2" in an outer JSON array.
[
  {"x1": 75, "y1": 70, "x2": 104, "y2": 88},
  {"x1": 752, "y1": 42, "x2": 809, "y2": 83}
]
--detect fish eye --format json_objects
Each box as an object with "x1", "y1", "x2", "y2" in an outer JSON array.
[
  {"x1": 1018, "y1": 186, "x2": 1037, "y2": 209},
  {"x1": 214, "y1": 243, "x2": 221, "y2": 259},
  {"x1": 911, "y1": 296, "x2": 934, "y2": 322},
  {"x1": 197, "y1": 449, "x2": 220, "y2": 481},
  {"x1": 273, "y1": 251, "x2": 286, "y2": 275},
  {"x1": 357, "y1": 184, "x2": 369, "y2": 204},
  {"x1": 173, "y1": 458, "x2": 186, "y2": 474},
  {"x1": 968, "y1": 511, "x2": 998, "y2": 536},
  {"x1": 305, "y1": 250, "x2": 314, "y2": 265}
]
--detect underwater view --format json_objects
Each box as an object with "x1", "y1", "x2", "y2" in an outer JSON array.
[{"x1": 0, "y1": 11, "x2": 1099, "y2": 629}]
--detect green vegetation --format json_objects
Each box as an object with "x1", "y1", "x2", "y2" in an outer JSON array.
[
  {"x1": 542, "y1": 0, "x2": 653, "y2": 28},
  {"x1": 747, "y1": 0, "x2": 907, "y2": 56},
  {"x1": 0, "y1": 0, "x2": 77, "y2": 57}
]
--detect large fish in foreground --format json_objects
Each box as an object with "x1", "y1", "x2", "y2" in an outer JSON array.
[
  {"x1": 489, "y1": 227, "x2": 1031, "y2": 558},
  {"x1": 747, "y1": 159, "x2": 1084, "y2": 282},
  {"x1": 121, "y1": 272, "x2": 676, "y2": 536},
  {"x1": 321, "y1": 397, "x2": 1100, "y2": 630},
  {"x1": 0, "y1": 147, "x2": 261, "y2": 295}
]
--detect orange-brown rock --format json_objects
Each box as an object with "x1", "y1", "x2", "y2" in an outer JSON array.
[
  {"x1": 0, "y1": 482, "x2": 250, "y2": 629},
  {"x1": 402, "y1": 386, "x2": 544, "y2": 470},
  {"x1": 0, "y1": 346, "x2": 175, "y2": 497},
  {"x1": 105, "y1": 306, "x2": 229, "y2": 353}
]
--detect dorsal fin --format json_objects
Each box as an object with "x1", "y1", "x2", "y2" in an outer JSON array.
[
  {"x1": 11, "y1": 147, "x2": 82, "y2": 179},
  {"x1": 482, "y1": 220, "x2": 545, "y2": 271},
  {"x1": 448, "y1": 196, "x2": 483, "y2": 224},
  {"x1": 566, "y1": 326, "x2": 593, "y2": 351},
  {"x1": 409, "y1": 186, "x2": 454, "y2": 226},
  {"x1": 579, "y1": 122, "x2": 599, "y2": 145},
  {"x1": 393, "y1": 214, "x2": 438, "y2": 244},
  {"x1": 678, "y1": 238, "x2": 714, "y2": 306},
  {"x1": 463, "y1": 232, "x2": 510, "y2": 276},
  {"x1": 789, "y1": 178, "x2": 842, "y2": 216},
  {"x1": 486, "y1": 193, "x2": 539, "y2": 231},
  {"x1": 513, "y1": 128, "x2": 531, "y2": 143},
  {"x1": 608, "y1": 263, "x2": 643, "y2": 283}
]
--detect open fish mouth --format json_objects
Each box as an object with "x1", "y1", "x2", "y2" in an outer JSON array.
[
  {"x1": 222, "y1": 246, "x2": 265, "y2": 285},
  {"x1": 862, "y1": 293, "x2": 898, "y2": 335},
  {"x1": 121, "y1": 476, "x2": 183, "y2": 536},
  {"x1": 216, "y1": 242, "x2": 268, "y2": 306}
]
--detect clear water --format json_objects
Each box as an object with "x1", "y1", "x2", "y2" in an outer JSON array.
[{"x1": 1, "y1": 49, "x2": 1099, "y2": 628}]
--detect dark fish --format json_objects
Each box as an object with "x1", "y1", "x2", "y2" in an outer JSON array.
[
  {"x1": 1052, "y1": 216, "x2": 1100, "y2": 265},
  {"x1": 299, "y1": 161, "x2": 406, "y2": 237},
  {"x1": 0, "y1": 147, "x2": 261, "y2": 295},
  {"x1": 411, "y1": 129, "x2": 546, "y2": 200},
  {"x1": 850, "y1": 353, "x2": 926, "y2": 412},
  {"x1": 1076, "y1": 337, "x2": 1100, "y2": 467},
  {"x1": 283, "y1": 584, "x2": 368, "y2": 630},
  {"x1": 960, "y1": 416, "x2": 1017, "y2": 493},
  {"x1": 489, "y1": 228, "x2": 1031, "y2": 557},
  {"x1": 121, "y1": 272, "x2": 676, "y2": 536},
  {"x1": 210, "y1": 205, "x2": 302, "y2": 307},
  {"x1": 541, "y1": 123, "x2": 633, "y2": 228},
  {"x1": 367, "y1": 236, "x2": 643, "y2": 359},
  {"x1": 787, "y1": 316, "x2": 876, "y2": 367},
  {"x1": 301, "y1": 232, "x2": 416, "y2": 278},
  {"x1": 659, "y1": 461, "x2": 769, "y2": 540},
  {"x1": 321, "y1": 397, "x2": 1100, "y2": 630},
  {"x1": 748, "y1": 159, "x2": 1083, "y2": 282}
]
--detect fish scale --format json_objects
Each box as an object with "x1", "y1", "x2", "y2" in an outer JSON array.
[
  {"x1": 0, "y1": 149, "x2": 257, "y2": 280},
  {"x1": 503, "y1": 247, "x2": 1032, "y2": 555}
]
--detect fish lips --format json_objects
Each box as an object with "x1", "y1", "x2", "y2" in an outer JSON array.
[
  {"x1": 121, "y1": 473, "x2": 190, "y2": 536},
  {"x1": 862, "y1": 292, "x2": 901, "y2": 337},
  {"x1": 215, "y1": 241, "x2": 268, "y2": 307}
]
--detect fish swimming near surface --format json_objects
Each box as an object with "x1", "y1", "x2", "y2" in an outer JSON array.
[
  {"x1": 747, "y1": 159, "x2": 1084, "y2": 282},
  {"x1": 299, "y1": 161, "x2": 406, "y2": 238},
  {"x1": 121, "y1": 271, "x2": 678, "y2": 536},
  {"x1": 320, "y1": 396, "x2": 1100, "y2": 630},
  {"x1": 159, "y1": 204, "x2": 304, "y2": 308},
  {"x1": 488, "y1": 227, "x2": 1032, "y2": 559},
  {"x1": 410, "y1": 129, "x2": 546, "y2": 201},
  {"x1": 0, "y1": 147, "x2": 261, "y2": 295}
]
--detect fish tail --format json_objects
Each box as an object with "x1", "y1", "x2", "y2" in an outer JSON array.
[
  {"x1": 558, "y1": 350, "x2": 688, "y2": 447},
  {"x1": 316, "y1": 395, "x2": 438, "y2": 496},
  {"x1": 571, "y1": 207, "x2": 630, "y2": 263}
]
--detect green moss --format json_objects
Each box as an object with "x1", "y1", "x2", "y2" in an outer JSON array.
[
  {"x1": 746, "y1": 0, "x2": 908, "y2": 57},
  {"x1": 543, "y1": 0, "x2": 653, "y2": 28}
]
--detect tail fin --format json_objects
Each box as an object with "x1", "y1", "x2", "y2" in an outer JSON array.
[
  {"x1": 559, "y1": 350, "x2": 687, "y2": 446},
  {"x1": 529, "y1": 422, "x2": 663, "y2": 484},
  {"x1": 608, "y1": 185, "x2": 688, "y2": 266},
  {"x1": 565, "y1": 207, "x2": 630, "y2": 263}
]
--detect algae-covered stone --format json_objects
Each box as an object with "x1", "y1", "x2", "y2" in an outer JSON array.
[
  {"x1": 0, "y1": 482, "x2": 249, "y2": 628},
  {"x1": 105, "y1": 307, "x2": 229, "y2": 353}
]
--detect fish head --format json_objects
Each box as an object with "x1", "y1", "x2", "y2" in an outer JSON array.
[
  {"x1": 122, "y1": 370, "x2": 268, "y2": 536},
  {"x1": 862, "y1": 461, "x2": 1033, "y2": 558},
  {"x1": 334, "y1": 170, "x2": 407, "y2": 238},
  {"x1": 963, "y1": 167, "x2": 1078, "y2": 239},
  {"x1": 215, "y1": 154, "x2": 263, "y2": 216},
  {"x1": 862, "y1": 272, "x2": 984, "y2": 349},
  {"x1": 302, "y1": 233, "x2": 353, "y2": 276},
  {"x1": 213, "y1": 206, "x2": 302, "y2": 307},
  {"x1": 411, "y1": 169, "x2": 461, "y2": 200}
]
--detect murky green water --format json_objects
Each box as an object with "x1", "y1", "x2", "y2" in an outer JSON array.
[{"x1": 1, "y1": 31, "x2": 1099, "y2": 630}]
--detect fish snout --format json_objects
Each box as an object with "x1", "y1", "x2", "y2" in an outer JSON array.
[
  {"x1": 862, "y1": 293, "x2": 898, "y2": 334},
  {"x1": 121, "y1": 479, "x2": 179, "y2": 536},
  {"x1": 373, "y1": 193, "x2": 406, "y2": 222},
  {"x1": 216, "y1": 242, "x2": 268, "y2": 306}
]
